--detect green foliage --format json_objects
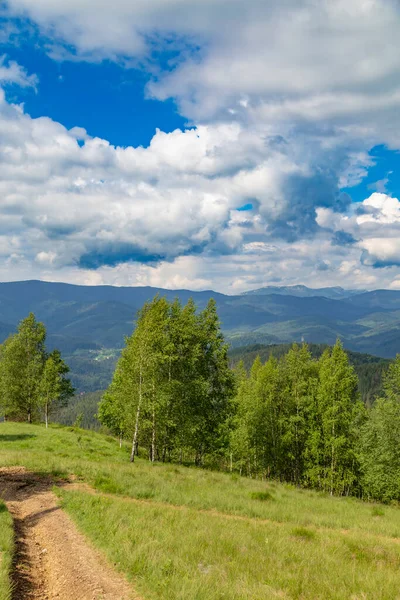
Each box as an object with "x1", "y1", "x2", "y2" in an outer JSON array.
[
  {"x1": 230, "y1": 340, "x2": 364, "y2": 496},
  {"x1": 229, "y1": 343, "x2": 390, "y2": 406},
  {"x1": 359, "y1": 355, "x2": 400, "y2": 502},
  {"x1": 305, "y1": 341, "x2": 363, "y2": 495},
  {"x1": 98, "y1": 296, "x2": 235, "y2": 463},
  {"x1": 54, "y1": 391, "x2": 103, "y2": 430},
  {"x1": 39, "y1": 350, "x2": 74, "y2": 427},
  {"x1": 0, "y1": 313, "x2": 73, "y2": 425},
  {"x1": 0, "y1": 313, "x2": 46, "y2": 422}
]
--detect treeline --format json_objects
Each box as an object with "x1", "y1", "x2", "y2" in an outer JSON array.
[
  {"x1": 99, "y1": 296, "x2": 400, "y2": 503},
  {"x1": 0, "y1": 313, "x2": 73, "y2": 426},
  {"x1": 232, "y1": 343, "x2": 364, "y2": 496},
  {"x1": 55, "y1": 390, "x2": 103, "y2": 430},
  {"x1": 233, "y1": 344, "x2": 400, "y2": 501},
  {"x1": 229, "y1": 343, "x2": 390, "y2": 406},
  {"x1": 232, "y1": 344, "x2": 400, "y2": 501}
]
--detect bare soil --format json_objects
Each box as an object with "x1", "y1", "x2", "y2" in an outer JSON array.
[{"x1": 0, "y1": 467, "x2": 137, "y2": 600}]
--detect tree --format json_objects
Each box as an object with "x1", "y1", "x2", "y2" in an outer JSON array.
[
  {"x1": 39, "y1": 350, "x2": 74, "y2": 428},
  {"x1": 280, "y1": 344, "x2": 318, "y2": 483},
  {"x1": 0, "y1": 313, "x2": 72, "y2": 424},
  {"x1": 229, "y1": 344, "x2": 318, "y2": 482},
  {"x1": 359, "y1": 355, "x2": 400, "y2": 501},
  {"x1": 98, "y1": 372, "x2": 128, "y2": 447},
  {"x1": 0, "y1": 313, "x2": 46, "y2": 422},
  {"x1": 98, "y1": 297, "x2": 169, "y2": 461},
  {"x1": 305, "y1": 340, "x2": 362, "y2": 495},
  {"x1": 99, "y1": 296, "x2": 235, "y2": 465},
  {"x1": 191, "y1": 299, "x2": 235, "y2": 465}
]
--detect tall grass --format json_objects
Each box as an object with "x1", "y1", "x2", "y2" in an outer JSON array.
[
  {"x1": 59, "y1": 489, "x2": 400, "y2": 600},
  {"x1": 0, "y1": 502, "x2": 13, "y2": 600}
]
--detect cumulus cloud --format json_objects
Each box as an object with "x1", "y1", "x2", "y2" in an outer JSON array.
[
  {"x1": 0, "y1": 92, "x2": 306, "y2": 271},
  {"x1": 0, "y1": 1, "x2": 400, "y2": 291},
  {"x1": 0, "y1": 82, "x2": 371, "y2": 279},
  {"x1": 5, "y1": 0, "x2": 400, "y2": 139},
  {"x1": 316, "y1": 193, "x2": 400, "y2": 270}
]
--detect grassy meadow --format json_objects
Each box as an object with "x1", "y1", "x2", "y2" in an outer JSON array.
[{"x1": 2, "y1": 422, "x2": 400, "y2": 598}]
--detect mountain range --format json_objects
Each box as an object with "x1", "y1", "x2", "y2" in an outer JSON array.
[{"x1": 0, "y1": 280, "x2": 400, "y2": 390}]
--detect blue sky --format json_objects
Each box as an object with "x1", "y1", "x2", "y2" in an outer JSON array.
[
  {"x1": 0, "y1": 0, "x2": 400, "y2": 293},
  {"x1": 4, "y1": 41, "x2": 186, "y2": 147}
]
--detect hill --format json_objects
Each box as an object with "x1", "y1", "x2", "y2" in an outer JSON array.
[
  {"x1": 0, "y1": 281, "x2": 400, "y2": 391},
  {"x1": 2, "y1": 422, "x2": 400, "y2": 599}
]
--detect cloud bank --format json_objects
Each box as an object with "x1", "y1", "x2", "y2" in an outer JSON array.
[{"x1": 0, "y1": 0, "x2": 400, "y2": 291}]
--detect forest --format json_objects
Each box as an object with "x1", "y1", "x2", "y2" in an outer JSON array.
[
  {"x1": 97, "y1": 295, "x2": 400, "y2": 503},
  {"x1": 2, "y1": 300, "x2": 400, "y2": 503}
]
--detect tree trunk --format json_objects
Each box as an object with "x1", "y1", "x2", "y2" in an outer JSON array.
[
  {"x1": 150, "y1": 378, "x2": 156, "y2": 463},
  {"x1": 130, "y1": 364, "x2": 143, "y2": 463},
  {"x1": 45, "y1": 403, "x2": 48, "y2": 429},
  {"x1": 119, "y1": 431, "x2": 123, "y2": 448},
  {"x1": 27, "y1": 409, "x2": 31, "y2": 424},
  {"x1": 151, "y1": 407, "x2": 156, "y2": 463},
  {"x1": 330, "y1": 417, "x2": 335, "y2": 496}
]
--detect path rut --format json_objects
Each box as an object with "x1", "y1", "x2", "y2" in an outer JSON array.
[{"x1": 0, "y1": 467, "x2": 137, "y2": 600}]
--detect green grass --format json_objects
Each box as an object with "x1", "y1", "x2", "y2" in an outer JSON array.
[
  {"x1": 58, "y1": 490, "x2": 400, "y2": 600},
  {"x1": 3, "y1": 422, "x2": 400, "y2": 598},
  {"x1": 0, "y1": 501, "x2": 13, "y2": 600}
]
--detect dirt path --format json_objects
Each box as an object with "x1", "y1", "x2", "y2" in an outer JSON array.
[{"x1": 0, "y1": 467, "x2": 137, "y2": 600}]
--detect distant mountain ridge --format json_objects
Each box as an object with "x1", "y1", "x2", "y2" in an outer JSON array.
[
  {"x1": 0, "y1": 280, "x2": 400, "y2": 391},
  {"x1": 242, "y1": 285, "x2": 364, "y2": 300}
]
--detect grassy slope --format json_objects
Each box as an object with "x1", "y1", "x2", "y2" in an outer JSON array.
[
  {"x1": 0, "y1": 502, "x2": 13, "y2": 600},
  {"x1": 2, "y1": 423, "x2": 400, "y2": 599}
]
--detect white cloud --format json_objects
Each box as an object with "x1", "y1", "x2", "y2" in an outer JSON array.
[
  {"x1": 0, "y1": 92, "x2": 309, "y2": 272},
  {"x1": 1, "y1": 3, "x2": 400, "y2": 291},
  {"x1": 0, "y1": 55, "x2": 37, "y2": 88},
  {"x1": 0, "y1": 82, "x2": 398, "y2": 292},
  {"x1": 3, "y1": 1, "x2": 400, "y2": 138}
]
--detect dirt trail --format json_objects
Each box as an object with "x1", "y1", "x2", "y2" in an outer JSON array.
[{"x1": 0, "y1": 467, "x2": 137, "y2": 600}]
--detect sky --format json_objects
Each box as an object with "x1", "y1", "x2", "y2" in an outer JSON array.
[{"x1": 0, "y1": 1, "x2": 400, "y2": 293}]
